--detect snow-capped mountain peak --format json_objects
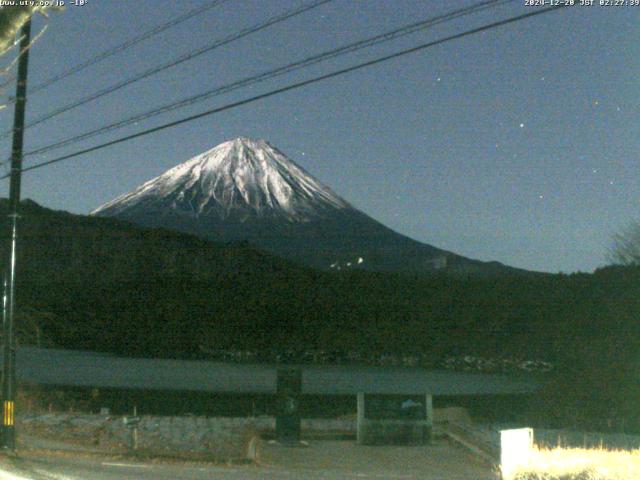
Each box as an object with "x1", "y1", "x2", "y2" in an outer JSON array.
[
  {"x1": 92, "y1": 137, "x2": 520, "y2": 275},
  {"x1": 92, "y1": 137, "x2": 350, "y2": 222}
]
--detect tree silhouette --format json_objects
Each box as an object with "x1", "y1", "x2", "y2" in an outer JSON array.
[{"x1": 609, "y1": 222, "x2": 640, "y2": 265}]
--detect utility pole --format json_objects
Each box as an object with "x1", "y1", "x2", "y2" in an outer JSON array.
[{"x1": 2, "y1": 19, "x2": 32, "y2": 451}]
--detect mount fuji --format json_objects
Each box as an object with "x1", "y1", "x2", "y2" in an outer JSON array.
[{"x1": 92, "y1": 137, "x2": 516, "y2": 275}]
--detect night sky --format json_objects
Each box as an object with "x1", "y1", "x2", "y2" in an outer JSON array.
[{"x1": 0, "y1": 0, "x2": 637, "y2": 273}]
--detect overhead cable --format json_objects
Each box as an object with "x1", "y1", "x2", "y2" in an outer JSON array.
[{"x1": 1, "y1": 4, "x2": 568, "y2": 180}]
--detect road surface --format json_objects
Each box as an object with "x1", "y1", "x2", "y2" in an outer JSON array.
[{"x1": 0, "y1": 440, "x2": 497, "y2": 480}]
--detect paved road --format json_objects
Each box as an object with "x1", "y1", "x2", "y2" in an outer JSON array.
[{"x1": 1, "y1": 440, "x2": 497, "y2": 480}]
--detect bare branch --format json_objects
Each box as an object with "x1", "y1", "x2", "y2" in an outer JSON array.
[{"x1": 608, "y1": 223, "x2": 640, "y2": 265}]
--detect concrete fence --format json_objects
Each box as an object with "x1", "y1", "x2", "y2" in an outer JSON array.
[{"x1": 17, "y1": 413, "x2": 359, "y2": 461}]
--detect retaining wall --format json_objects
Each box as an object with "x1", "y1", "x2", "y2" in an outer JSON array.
[
  {"x1": 18, "y1": 413, "x2": 271, "y2": 461},
  {"x1": 17, "y1": 413, "x2": 358, "y2": 461}
]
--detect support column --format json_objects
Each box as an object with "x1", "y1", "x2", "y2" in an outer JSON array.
[
  {"x1": 356, "y1": 392, "x2": 365, "y2": 444},
  {"x1": 2, "y1": 18, "x2": 32, "y2": 451},
  {"x1": 425, "y1": 394, "x2": 433, "y2": 444},
  {"x1": 275, "y1": 367, "x2": 301, "y2": 444}
]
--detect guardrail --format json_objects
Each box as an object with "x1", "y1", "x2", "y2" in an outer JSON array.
[{"x1": 443, "y1": 421, "x2": 500, "y2": 464}]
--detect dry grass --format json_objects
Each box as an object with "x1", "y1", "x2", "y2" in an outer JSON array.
[{"x1": 508, "y1": 446, "x2": 640, "y2": 480}]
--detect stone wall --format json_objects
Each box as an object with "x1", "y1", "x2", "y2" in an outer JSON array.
[
  {"x1": 17, "y1": 413, "x2": 360, "y2": 461},
  {"x1": 18, "y1": 413, "x2": 272, "y2": 462}
]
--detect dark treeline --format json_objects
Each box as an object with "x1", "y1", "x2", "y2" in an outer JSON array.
[{"x1": 3, "y1": 200, "x2": 639, "y2": 431}]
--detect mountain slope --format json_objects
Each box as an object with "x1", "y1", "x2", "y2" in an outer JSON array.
[
  {"x1": 5, "y1": 199, "x2": 544, "y2": 360},
  {"x1": 93, "y1": 137, "x2": 519, "y2": 275}
]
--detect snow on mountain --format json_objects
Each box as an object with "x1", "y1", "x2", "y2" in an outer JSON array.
[
  {"x1": 93, "y1": 137, "x2": 523, "y2": 275},
  {"x1": 92, "y1": 137, "x2": 350, "y2": 222}
]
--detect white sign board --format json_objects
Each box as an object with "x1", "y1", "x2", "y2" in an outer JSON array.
[{"x1": 500, "y1": 428, "x2": 533, "y2": 480}]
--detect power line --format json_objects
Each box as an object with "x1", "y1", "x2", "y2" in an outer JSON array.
[
  {"x1": 21, "y1": 0, "x2": 512, "y2": 160},
  {"x1": 0, "y1": 4, "x2": 568, "y2": 181},
  {"x1": 9, "y1": 0, "x2": 231, "y2": 101},
  {"x1": 0, "y1": 0, "x2": 333, "y2": 140},
  {"x1": 0, "y1": 20, "x2": 51, "y2": 101},
  {"x1": 8, "y1": 4, "x2": 566, "y2": 177}
]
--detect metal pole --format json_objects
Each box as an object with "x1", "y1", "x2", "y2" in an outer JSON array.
[{"x1": 2, "y1": 19, "x2": 32, "y2": 450}]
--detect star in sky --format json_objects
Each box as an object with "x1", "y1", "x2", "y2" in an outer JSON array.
[{"x1": 9, "y1": 0, "x2": 635, "y2": 274}]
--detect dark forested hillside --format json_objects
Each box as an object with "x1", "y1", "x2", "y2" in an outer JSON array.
[
  {"x1": 1, "y1": 199, "x2": 638, "y2": 429},
  {"x1": 0, "y1": 200, "x2": 636, "y2": 361}
]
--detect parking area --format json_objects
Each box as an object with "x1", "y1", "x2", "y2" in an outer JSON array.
[
  {"x1": 258, "y1": 439, "x2": 498, "y2": 479},
  {"x1": 2, "y1": 438, "x2": 498, "y2": 480}
]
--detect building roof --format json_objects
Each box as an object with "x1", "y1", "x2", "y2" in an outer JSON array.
[{"x1": 11, "y1": 347, "x2": 537, "y2": 396}]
